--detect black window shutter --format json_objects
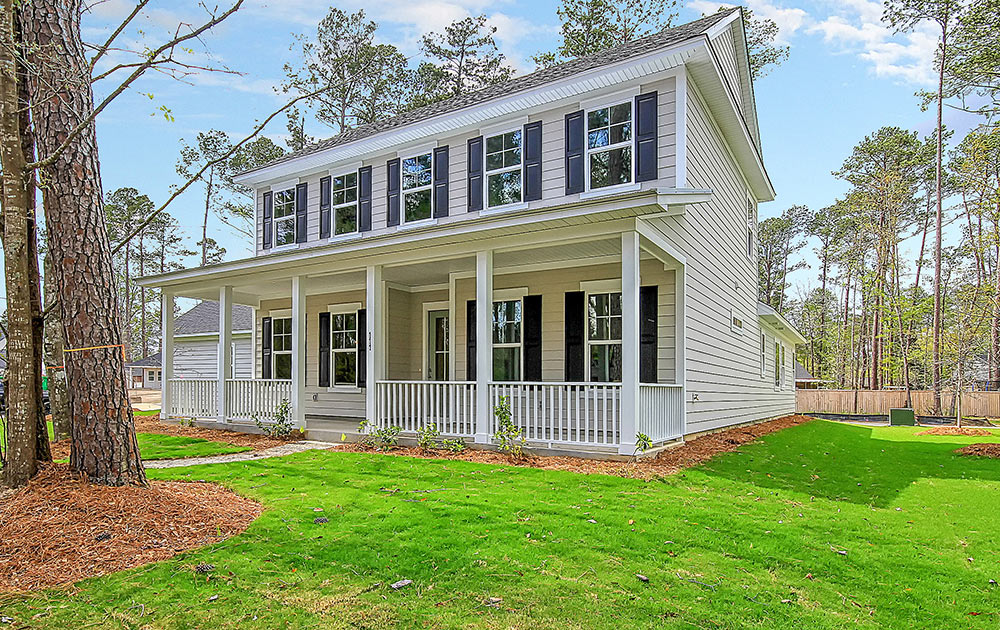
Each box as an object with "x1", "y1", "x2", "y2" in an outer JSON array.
[
  {"x1": 319, "y1": 176, "x2": 332, "y2": 239},
  {"x1": 262, "y1": 191, "x2": 273, "y2": 250},
  {"x1": 564, "y1": 291, "x2": 585, "y2": 381},
  {"x1": 467, "y1": 136, "x2": 483, "y2": 212},
  {"x1": 635, "y1": 91, "x2": 658, "y2": 182},
  {"x1": 565, "y1": 111, "x2": 585, "y2": 194},
  {"x1": 358, "y1": 166, "x2": 372, "y2": 231},
  {"x1": 640, "y1": 285, "x2": 658, "y2": 383},
  {"x1": 318, "y1": 311, "x2": 331, "y2": 386},
  {"x1": 295, "y1": 182, "x2": 308, "y2": 243},
  {"x1": 386, "y1": 158, "x2": 400, "y2": 227},
  {"x1": 433, "y1": 145, "x2": 449, "y2": 218},
  {"x1": 524, "y1": 121, "x2": 543, "y2": 202},
  {"x1": 524, "y1": 294, "x2": 542, "y2": 381},
  {"x1": 356, "y1": 309, "x2": 367, "y2": 387},
  {"x1": 466, "y1": 300, "x2": 476, "y2": 380},
  {"x1": 261, "y1": 317, "x2": 272, "y2": 379}
]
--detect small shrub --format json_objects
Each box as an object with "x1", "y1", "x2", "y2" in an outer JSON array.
[
  {"x1": 634, "y1": 432, "x2": 652, "y2": 456},
  {"x1": 253, "y1": 399, "x2": 295, "y2": 438},
  {"x1": 417, "y1": 423, "x2": 442, "y2": 450},
  {"x1": 492, "y1": 396, "x2": 525, "y2": 459},
  {"x1": 372, "y1": 425, "x2": 400, "y2": 451},
  {"x1": 440, "y1": 438, "x2": 466, "y2": 453},
  {"x1": 177, "y1": 417, "x2": 195, "y2": 428}
]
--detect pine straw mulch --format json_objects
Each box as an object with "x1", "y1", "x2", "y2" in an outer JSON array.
[
  {"x1": 0, "y1": 463, "x2": 263, "y2": 593},
  {"x1": 917, "y1": 427, "x2": 994, "y2": 437},
  {"x1": 47, "y1": 416, "x2": 303, "y2": 462},
  {"x1": 954, "y1": 443, "x2": 1000, "y2": 458},
  {"x1": 334, "y1": 414, "x2": 813, "y2": 478}
]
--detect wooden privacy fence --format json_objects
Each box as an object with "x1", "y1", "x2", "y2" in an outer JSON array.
[{"x1": 796, "y1": 389, "x2": 1000, "y2": 417}]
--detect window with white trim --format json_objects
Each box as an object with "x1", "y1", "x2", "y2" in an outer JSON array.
[
  {"x1": 331, "y1": 311, "x2": 358, "y2": 385},
  {"x1": 588, "y1": 292, "x2": 622, "y2": 382},
  {"x1": 492, "y1": 299, "x2": 522, "y2": 381},
  {"x1": 587, "y1": 102, "x2": 633, "y2": 190},
  {"x1": 773, "y1": 340, "x2": 780, "y2": 388},
  {"x1": 760, "y1": 332, "x2": 766, "y2": 378},
  {"x1": 273, "y1": 188, "x2": 296, "y2": 246},
  {"x1": 402, "y1": 152, "x2": 433, "y2": 223},
  {"x1": 780, "y1": 343, "x2": 786, "y2": 388},
  {"x1": 731, "y1": 308, "x2": 744, "y2": 335},
  {"x1": 272, "y1": 317, "x2": 292, "y2": 379},
  {"x1": 332, "y1": 172, "x2": 358, "y2": 235},
  {"x1": 485, "y1": 129, "x2": 522, "y2": 208}
]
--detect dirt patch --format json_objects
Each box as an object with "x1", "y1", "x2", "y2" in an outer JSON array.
[
  {"x1": 917, "y1": 427, "x2": 993, "y2": 437},
  {"x1": 0, "y1": 463, "x2": 263, "y2": 592},
  {"x1": 955, "y1": 443, "x2": 1000, "y2": 458},
  {"x1": 334, "y1": 415, "x2": 812, "y2": 478}
]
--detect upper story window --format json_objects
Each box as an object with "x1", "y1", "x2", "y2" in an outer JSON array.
[
  {"x1": 402, "y1": 152, "x2": 433, "y2": 223},
  {"x1": 486, "y1": 130, "x2": 522, "y2": 208},
  {"x1": 587, "y1": 102, "x2": 633, "y2": 190},
  {"x1": 588, "y1": 292, "x2": 622, "y2": 382},
  {"x1": 272, "y1": 317, "x2": 292, "y2": 379},
  {"x1": 332, "y1": 172, "x2": 358, "y2": 236},
  {"x1": 273, "y1": 188, "x2": 296, "y2": 246},
  {"x1": 492, "y1": 299, "x2": 522, "y2": 381}
]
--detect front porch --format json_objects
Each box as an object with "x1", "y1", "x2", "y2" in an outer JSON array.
[{"x1": 161, "y1": 222, "x2": 688, "y2": 455}]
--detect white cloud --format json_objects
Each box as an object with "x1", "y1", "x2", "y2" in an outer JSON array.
[{"x1": 688, "y1": 1, "x2": 808, "y2": 44}]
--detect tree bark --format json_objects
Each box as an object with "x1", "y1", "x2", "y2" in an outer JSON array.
[
  {"x1": 44, "y1": 253, "x2": 71, "y2": 441},
  {"x1": 22, "y1": 0, "x2": 145, "y2": 485},
  {"x1": 931, "y1": 21, "x2": 948, "y2": 415}
]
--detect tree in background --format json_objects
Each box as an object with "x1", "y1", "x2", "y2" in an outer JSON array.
[
  {"x1": 222, "y1": 136, "x2": 286, "y2": 237},
  {"x1": 757, "y1": 205, "x2": 810, "y2": 313},
  {"x1": 105, "y1": 187, "x2": 154, "y2": 359},
  {"x1": 414, "y1": 15, "x2": 513, "y2": 105},
  {"x1": 532, "y1": 0, "x2": 677, "y2": 68},
  {"x1": 742, "y1": 7, "x2": 790, "y2": 80},
  {"x1": 177, "y1": 130, "x2": 232, "y2": 266},
  {"x1": 944, "y1": 0, "x2": 1000, "y2": 121}
]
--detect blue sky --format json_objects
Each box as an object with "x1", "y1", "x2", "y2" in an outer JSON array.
[{"x1": 25, "y1": 0, "x2": 984, "y2": 305}]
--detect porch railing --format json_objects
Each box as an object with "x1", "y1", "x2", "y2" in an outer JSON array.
[
  {"x1": 225, "y1": 378, "x2": 292, "y2": 423},
  {"x1": 375, "y1": 380, "x2": 477, "y2": 436},
  {"x1": 167, "y1": 379, "x2": 217, "y2": 418},
  {"x1": 489, "y1": 382, "x2": 622, "y2": 447},
  {"x1": 637, "y1": 384, "x2": 685, "y2": 443}
]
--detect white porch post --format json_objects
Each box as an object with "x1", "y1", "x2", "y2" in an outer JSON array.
[
  {"x1": 365, "y1": 265, "x2": 384, "y2": 423},
  {"x1": 620, "y1": 231, "x2": 640, "y2": 455},
  {"x1": 475, "y1": 250, "x2": 493, "y2": 443},
  {"x1": 291, "y1": 276, "x2": 307, "y2": 429},
  {"x1": 161, "y1": 290, "x2": 175, "y2": 420},
  {"x1": 675, "y1": 264, "x2": 687, "y2": 436},
  {"x1": 217, "y1": 286, "x2": 233, "y2": 424}
]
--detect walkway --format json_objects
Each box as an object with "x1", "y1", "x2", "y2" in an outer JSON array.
[{"x1": 144, "y1": 440, "x2": 338, "y2": 469}]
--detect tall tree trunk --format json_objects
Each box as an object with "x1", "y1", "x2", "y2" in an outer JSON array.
[
  {"x1": 44, "y1": 253, "x2": 71, "y2": 440},
  {"x1": 23, "y1": 0, "x2": 146, "y2": 486},
  {"x1": 931, "y1": 22, "x2": 948, "y2": 415},
  {"x1": 201, "y1": 167, "x2": 213, "y2": 266}
]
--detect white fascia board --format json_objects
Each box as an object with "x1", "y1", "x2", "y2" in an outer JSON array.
[
  {"x1": 233, "y1": 41, "x2": 705, "y2": 187},
  {"x1": 703, "y1": 9, "x2": 741, "y2": 39},
  {"x1": 758, "y1": 312, "x2": 806, "y2": 346}
]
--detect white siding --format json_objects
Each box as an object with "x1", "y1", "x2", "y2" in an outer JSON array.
[{"x1": 172, "y1": 335, "x2": 253, "y2": 379}]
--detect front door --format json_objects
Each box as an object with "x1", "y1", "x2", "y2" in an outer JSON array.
[{"x1": 427, "y1": 310, "x2": 449, "y2": 380}]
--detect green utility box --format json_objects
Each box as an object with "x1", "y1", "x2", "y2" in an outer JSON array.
[{"x1": 889, "y1": 408, "x2": 916, "y2": 426}]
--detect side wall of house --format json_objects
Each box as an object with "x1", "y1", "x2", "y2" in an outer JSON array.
[{"x1": 172, "y1": 335, "x2": 253, "y2": 380}]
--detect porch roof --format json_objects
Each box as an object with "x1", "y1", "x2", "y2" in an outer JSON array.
[{"x1": 757, "y1": 302, "x2": 806, "y2": 345}]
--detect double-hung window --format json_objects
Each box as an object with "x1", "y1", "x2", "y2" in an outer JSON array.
[
  {"x1": 402, "y1": 152, "x2": 433, "y2": 223},
  {"x1": 273, "y1": 188, "x2": 296, "y2": 246},
  {"x1": 773, "y1": 341, "x2": 783, "y2": 389},
  {"x1": 272, "y1": 317, "x2": 293, "y2": 379},
  {"x1": 485, "y1": 130, "x2": 522, "y2": 208},
  {"x1": 588, "y1": 292, "x2": 622, "y2": 382},
  {"x1": 492, "y1": 299, "x2": 522, "y2": 381},
  {"x1": 332, "y1": 172, "x2": 358, "y2": 235},
  {"x1": 760, "y1": 332, "x2": 766, "y2": 378},
  {"x1": 587, "y1": 102, "x2": 633, "y2": 190},
  {"x1": 331, "y1": 310, "x2": 358, "y2": 386}
]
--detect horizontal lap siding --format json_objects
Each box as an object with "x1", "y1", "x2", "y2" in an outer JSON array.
[
  {"x1": 386, "y1": 288, "x2": 449, "y2": 380},
  {"x1": 172, "y1": 336, "x2": 253, "y2": 379}
]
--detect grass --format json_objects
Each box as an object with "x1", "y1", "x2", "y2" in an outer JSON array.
[{"x1": 2, "y1": 420, "x2": 999, "y2": 629}]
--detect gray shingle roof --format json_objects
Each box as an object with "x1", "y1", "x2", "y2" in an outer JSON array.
[
  {"x1": 795, "y1": 361, "x2": 818, "y2": 381},
  {"x1": 126, "y1": 351, "x2": 162, "y2": 368},
  {"x1": 248, "y1": 9, "x2": 737, "y2": 174},
  {"x1": 175, "y1": 300, "x2": 254, "y2": 335}
]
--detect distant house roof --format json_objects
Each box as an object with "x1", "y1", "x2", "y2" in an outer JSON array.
[
  {"x1": 795, "y1": 361, "x2": 820, "y2": 383},
  {"x1": 242, "y1": 9, "x2": 739, "y2": 175},
  {"x1": 175, "y1": 300, "x2": 253, "y2": 335},
  {"x1": 126, "y1": 352, "x2": 162, "y2": 368}
]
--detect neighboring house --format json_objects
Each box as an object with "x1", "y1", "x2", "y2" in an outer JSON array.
[
  {"x1": 795, "y1": 361, "x2": 822, "y2": 389},
  {"x1": 126, "y1": 301, "x2": 256, "y2": 390},
  {"x1": 139, "y1": 9, "x2": 804, "y2": 455}
]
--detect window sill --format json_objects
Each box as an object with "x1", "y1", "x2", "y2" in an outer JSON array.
[
  {"x1": 579, "y1": 183, "x2": 642, "y2": 200},
  {"x1": 270, "y1": 243, "x2": 301, "y2": 253},
  {"x1": 325, "y1": 232, "x2": 362, "y2": 244},
  {"x1": 396, "y1": 218, "x2": 438, "y2": 231},
  {"x1": 480, "y1": 202, "x2": 528, "y2": 216},
  {"x1": 326, "y1": 385, "x2": 364, "y2": 394}
]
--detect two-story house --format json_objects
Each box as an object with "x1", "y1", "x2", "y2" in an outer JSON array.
[{"x1": 139, "y1": 8, "x2": 804, "y2": 457}]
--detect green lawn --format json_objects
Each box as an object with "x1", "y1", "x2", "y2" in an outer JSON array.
[
  {"x1": 2, "y1": 420, "x2": 999, "y2": 629},
  {"x1": 135, "y1": 433, "x2": 250, "y2": 460}
]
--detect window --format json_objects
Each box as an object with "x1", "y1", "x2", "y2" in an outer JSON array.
[
  {"x1": 587, "y1": 102, "x2": 632, "y2": 190},
  {"x1": 773, "y1": 340, "x2": 782, "y2": 389},
  {"x1": 760, "y1": 333, "x2": 766, "y2": 378},
  {"x1": 492, "y1": 299, "x2": 522, "y2": 381},
  {"x1": 780, "y1": 343, "x2": 786, "y2": 388},
  {"x1": 402, "y1": 152, "x2": 433, "y2": 223},
  {"x1": 332, "y1": 172, "x2": 358, "y2": 235},
  {"x1": 331, "y1": 311, "x2": 358, "y2": 386},
  {"x1": 272, "y1": 317, "x2": 292, "y2": 379},
  {"x1": 731, "y1": 309, "x2": 744, "y2": 335},
  {"x1": 273, "y1": 188, "x2": 296, "y2": 246},
  {"x1": 485, "y1": 130, "x2": 522, "y2": 208},
  {"x1": 746, "y1": 197, "x2": 756, "y2": 259},
  {"x1": 588, "y1": 292, "x2": 622, "y2": 382}
]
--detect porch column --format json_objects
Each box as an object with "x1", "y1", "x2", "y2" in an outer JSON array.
[
  {"x1": 475, "y1": 250, "x2": 493, "y2": 444},
  {"x1": 365, "y1": 265, "x2": 384, "y2": 423},
  {"x1": 217, "y1": 285, "x2": 233, "y2": 424},
  {"x1": 160, "y1": 290, "x2": 175, "y2": 420},
  {"x1": 291, "y1": 276, "x2": 307, "y2": 429},
  {"x1": 675, "y1": 264, "x2": 687, "y2": 435},
  {"x1": 620, "y1": 231, "x2": 640, "y2": 455}
]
